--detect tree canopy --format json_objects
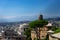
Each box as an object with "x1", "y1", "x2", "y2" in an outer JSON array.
[
  {"x1": 54, "y1": 28, "x2": 60, "y2": 33},
  {"x1": 24, "y1": 20, "x2": 48, "y2": 40},
  {"x1": 29, "y1": 20, "x2": 48, "y2": 28},
  {"x1": 24, "y1": 28, "x2": 32, "y2": 40}
]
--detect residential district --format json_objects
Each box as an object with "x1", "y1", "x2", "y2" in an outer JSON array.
[{"x1": 0, "y1": 15, "x2": 60, "y2": 40}]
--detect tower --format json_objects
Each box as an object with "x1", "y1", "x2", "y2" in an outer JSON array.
[{"x1": 39, "y1": 14, "x2": 43, "y2": 20}]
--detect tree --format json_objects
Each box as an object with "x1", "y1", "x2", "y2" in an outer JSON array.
[
  {"x1": 45, "y1": 34, "x2": 49, "y2": 40},
  {"x1": 24, "y1": 28, "x2": 32, "y2": 40},
  {"x1": 29, "y1": 20, "x2": 48, "y2": 28},
  {"x1": 29, "y1": 20, "x2": 48, "y2": 40},
  {"x1": 54, "y1": 28, "x2": 60, "y2": 33},
  {"x1": 51, "y1": 26, "x2": 58, "y2": 31}
]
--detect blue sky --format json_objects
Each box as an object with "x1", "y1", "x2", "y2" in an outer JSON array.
[{"x1": 0, "y1": 0, "x2": 60, "y2": 22}]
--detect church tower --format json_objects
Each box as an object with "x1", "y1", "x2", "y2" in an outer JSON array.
[{"x1": 39, "y1": 14, "x2": 43, "y2": 20}]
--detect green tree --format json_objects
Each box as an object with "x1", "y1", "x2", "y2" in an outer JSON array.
[
  {"x1": 51, "y1": 26, "x2": 58, "y2": 31},
  {"x1": 24, "y1": 28, "x2": 32, "y2": 40},
  {"x1": 45, "y1": 34, "x2": 49, "y2": 40},
  {"x1": 54, "y1": 28, "x2": 60, "y2": 33},
  {"x1": 29, "y1": 20, "x2": 48, "y2": 40}
]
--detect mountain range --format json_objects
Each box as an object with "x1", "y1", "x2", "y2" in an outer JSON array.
[
  {"x1": 45, "y1": 17, "x2": 60, "y2": 21},
  {"x1": 0, "y1": 17, "x2": 60, "y2": 23}
]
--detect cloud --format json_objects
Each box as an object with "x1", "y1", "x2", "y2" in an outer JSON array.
[
  {"x1": 0, "y1": 13, "x2": 38, "y2": 19},
  {"x1": 0, "y1": 16, "x2": 17, "y2": 19}
]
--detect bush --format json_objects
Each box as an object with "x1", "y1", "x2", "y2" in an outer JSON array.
[{"x1": 54, "y1": 28, "x2": 60, "y2": 33}]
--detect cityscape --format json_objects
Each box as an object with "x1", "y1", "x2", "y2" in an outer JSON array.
[{"x1": 0, "y1": 0, "x2": 60, "y2": 40}]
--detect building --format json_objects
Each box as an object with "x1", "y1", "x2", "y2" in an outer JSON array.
[
  {"x1": 39, "y1": 14, "x2": 43, "y2": 20},
  {"x1": 46, "y1": 23, "x2": 53, "y2": 30},
  {"x1": 48, "y1": 33, "x2": 60, "y2": 40},
  {"x1": 15, "y1": 23, "x2": 29, "y2": 35},
  {"x1": 0, "y1": 29, "x2": 27, "y2": 40}
]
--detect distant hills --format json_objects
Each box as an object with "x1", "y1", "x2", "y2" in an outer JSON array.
[
  {"x1": 45, "y1": 17, "x2": 60, "y2": 21},
  {"x1": 0, "y1": 17, "x2": 60, "y2": 23}
]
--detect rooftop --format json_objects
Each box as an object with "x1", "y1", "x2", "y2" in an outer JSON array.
[
  {"x1": 46, "y1": 23, "x2": 52, "y2": 26},
  {"x1": 47, "y1": 30, "x2": 54, "y2": 33},
  {"x1": 51, "y1": 33, "x2": 60, "y2": 39}
]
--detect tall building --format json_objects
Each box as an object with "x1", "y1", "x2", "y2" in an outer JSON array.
[{"x1": 39, "y1": 14, "x2": 43, "y2": 20}]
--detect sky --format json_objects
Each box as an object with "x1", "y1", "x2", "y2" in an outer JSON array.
[{"x1": 0, "y1": 0, "x2": 60, "y2": 22}]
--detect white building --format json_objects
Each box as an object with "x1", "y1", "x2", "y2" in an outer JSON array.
[
  {"x1": 46, "y1": 23, "x2": 52, "y2": 27},
  {"x1": 15, "y1": 23, "x2": 29, "y2": 35},
  {"x1": 49, "y1": 33, "x2": 60, "y2": 40}
]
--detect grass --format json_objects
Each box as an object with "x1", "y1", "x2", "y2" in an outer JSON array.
[{"x1": 54, "y1": 28, "x2": 60, "y2": 33}]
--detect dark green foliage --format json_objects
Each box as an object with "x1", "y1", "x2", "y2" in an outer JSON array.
[
  {"x1": 29, "y1": 20, "x2": 48, "y2": 28},
  {"x1": 54, "y1": 28, "x2": 60, "y2": 33},
  {"x1": 24, "y1": 28, "x2": 32, "y2": 36},
  {"x1": 51, "y1": 26, "x2": 58, "y2": 31},
  {"x1": 45, "y1": 34, "x2": 49, "y2": 40},
  {"x1": 34, "y1": 38, "x2": 37, "y2": 40},
  {"x1": 27, "y1": 36, "x2": 32, "y2": 40},
  {"x1": 24, "y1": 20, "x2": 48, "y2": 40},
  {"x1": 24, "y1": 28, "x2": 32, "y2": 40}
]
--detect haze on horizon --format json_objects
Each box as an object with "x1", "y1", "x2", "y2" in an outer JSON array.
[{"x1": 0, "y1": 0, "x2": 60, "y2": 22}]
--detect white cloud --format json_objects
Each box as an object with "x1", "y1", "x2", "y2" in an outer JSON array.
[{"x1": 0, "y1": 16, "x2": 17, "y2": 19}]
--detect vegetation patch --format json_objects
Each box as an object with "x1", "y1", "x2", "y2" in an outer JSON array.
[{"x1": 54, "y1": 28, "x2": 60, "y2": 33}]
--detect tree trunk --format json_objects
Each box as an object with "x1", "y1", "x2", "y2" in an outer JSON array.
[
  {"x1": 34, "y1": 27, "x2": 41, "y2": 40},
  {"x1": 35, "y1": 28, "x2": 38, "y2": 40},
  {"x1": 39, "y1": 27, "x2": 41, "y2": 40}
]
